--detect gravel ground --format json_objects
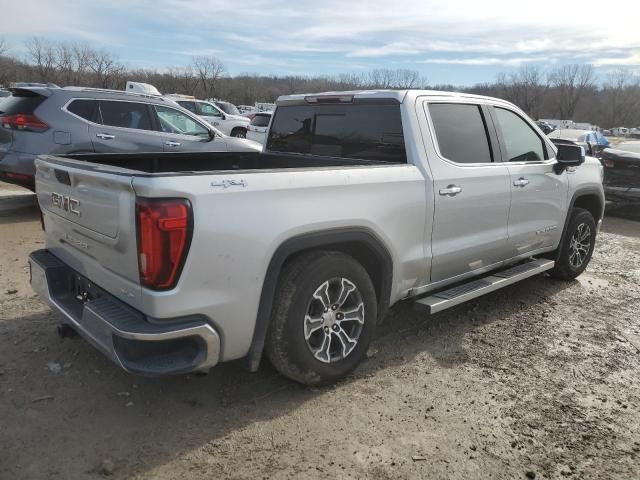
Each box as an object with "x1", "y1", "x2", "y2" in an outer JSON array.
[{"x1": 1, "y1": 188, "x2": 639, "y2": 479}]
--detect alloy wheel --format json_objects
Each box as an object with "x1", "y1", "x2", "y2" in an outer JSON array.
[
  {"x1": 569, "y1": 222, "x2": 591, "y2": 268},
  {"x1": 303, "y1": 278, "x2": 365, "y2": 364}
]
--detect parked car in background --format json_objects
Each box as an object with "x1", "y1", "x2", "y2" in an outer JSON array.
[
  {"x1": 0, "y1": 89, "x2": 10, "y2": 98},
  {"x1": 600, "y1": 141, "x2": 640, "y2": 202},
  {"x1": 547, "y1": 129, "x2": 609, "y2": 157},
  {"x1": 237, "y1": 104, "x2": 254, "y2": 114},
  {"x1": 0, "y1": 85, "x2": 260, "y2": 189},
  {"x1": 246, "y1": 111, "x2": 272, "y2": 143},
  {"x1": 173, "y1": 98, "x2": 250, "y2": 138},
  {"x1": 629, "y1": 127, "x2": 640, "y2": 139},
  {"x1": 536, "y1": 120, "x2": 555, "y2": 134},
  {"x1": 601, "y1": 129, "x2": 612, "y2": 136},
  {"x1": 611, "y1": 127, "x2": 629, "y2": 137}
]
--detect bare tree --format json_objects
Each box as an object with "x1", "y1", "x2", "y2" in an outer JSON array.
[
  {"x1": 72, "y1": 43, "x2": 94, "y2": 85},
  {"x1": 88, "y1": 49, "x2": 124, "y2": 88},
  {"x1": 496, "y1": 66, "x2": 548, "y2": 118},
  {"x1": 0, "y1": 37, "x2": 7, "y2": 57},
  {"x1": 26, "y1": 37, "x2": 58, "y2": 83},
  {"x1": 601, "y1": 69, "x2": 640, "y2": 127},
  {"x1": 192, "y1": 55, "x2": 225, "y2": 98},
  {"x1": 548, "y1": 64, "x2": 596, "y2": 119}
]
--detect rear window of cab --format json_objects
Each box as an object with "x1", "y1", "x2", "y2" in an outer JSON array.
[{"x1": 266, "y1": 104, "x2": 406, "y2": 163}]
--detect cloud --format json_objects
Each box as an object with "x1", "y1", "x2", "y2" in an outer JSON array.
[
  {"x1": 1, "y1": 0, "x2": 639, "y2": 78},
  {"x1": 419, "y1": 57, "x2": 549, "y2": 67},
  {"x1": 347, "y1": 43, "x2": 421, "y2": 58}
]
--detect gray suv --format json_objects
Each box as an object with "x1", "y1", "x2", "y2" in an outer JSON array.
[{"x1": 0, "y1": 86, "x2": 260, "y2": 189}]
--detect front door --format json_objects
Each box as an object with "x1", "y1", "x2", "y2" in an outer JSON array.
[
  {"x1": 424, "y1": 101, "x2": 512, "y2": 283},
  {"x1": 490, "y1": 106, "x2": 567, "y2": 255}
]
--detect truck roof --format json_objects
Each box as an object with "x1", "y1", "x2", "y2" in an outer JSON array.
[{"x1": 277, "y1": 89, "x2": 506, "y2": 106}]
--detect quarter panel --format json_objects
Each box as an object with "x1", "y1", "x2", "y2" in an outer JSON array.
[{"x1": 132, "y1": 165, "x2": 428, "y2": 360}]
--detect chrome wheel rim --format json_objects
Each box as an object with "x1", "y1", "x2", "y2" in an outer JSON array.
[
  {"x1": 304, "y1": 278, "x2": 365, "y2": 364},
  {"x1": 569, "y1": 222, "x2": 591, "y2": 268}
]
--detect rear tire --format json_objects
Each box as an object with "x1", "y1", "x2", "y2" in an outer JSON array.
[
  {"x1": 265, "y1": 251, "x2": 377, "y2": 386},
  {"x1": 549, "y1": 208, "x2": 596, "y2": 280}
]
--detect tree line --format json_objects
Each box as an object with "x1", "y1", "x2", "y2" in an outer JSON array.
[{"x1": 1, "y1": 37, "x2": 639, "y2": 128}]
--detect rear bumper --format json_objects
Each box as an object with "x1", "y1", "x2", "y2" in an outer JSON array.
[{"x1": 29, "y1": 249, "x2": 220, "y2": 376}]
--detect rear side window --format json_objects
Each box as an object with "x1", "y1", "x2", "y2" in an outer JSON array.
[
  {"x1": 98, "y1": 101, "x2": 153, "y2": 131},
  {"x1": 428, "y1": 103, "x2": 493, "y2": 164},
  {"x1": 494, "y1": 107, "x2": 547, "y2": 162},
  {"x1": 67, "y1": 99, "x2": 97, "y2": 122},
  {"x1": 177, "y1": 101, "x2": 197, "y2": 113},
  {"x1": 0, "y1": 90, "x2": 46, "y2": 115},
  {"x1": 250, "y1": 114, "x2": 271, "y2": 127},
  {"x1": 267, "y1": 104, "x2": 406, "y2": 163}
]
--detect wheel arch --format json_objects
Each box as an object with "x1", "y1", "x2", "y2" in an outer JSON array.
[
  {"x1": 555, "y1": 187, "x2": 604, "y2": 262},
  {"x1": 244, "y1": 227, "x2": 394, "y2": 372}
]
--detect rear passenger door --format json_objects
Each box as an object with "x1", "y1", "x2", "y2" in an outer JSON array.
[
  {"x1": 490, "y1": 106, "x2": 567, "y2": 255},
  {"x1": 90, "y1": 100, "x2": 164, "y2": 152},
  {"x1": 424, "y1": 101, "x2": 512, "y2": 283}
]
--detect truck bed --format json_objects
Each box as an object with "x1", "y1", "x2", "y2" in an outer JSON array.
[{"x1": 52, "y1": 151, "x2": 401, "y2": 176}]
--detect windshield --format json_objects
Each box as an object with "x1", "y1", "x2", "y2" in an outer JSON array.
[{"x1": 215, "y1": 101, "x2": 240, "y2": 116}]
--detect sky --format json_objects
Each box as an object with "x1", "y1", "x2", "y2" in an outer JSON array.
[{"x1": 1, "y1": 0, "x2": 640, "y2": 85}]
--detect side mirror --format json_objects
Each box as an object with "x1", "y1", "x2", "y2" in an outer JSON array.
[
  {"x1": 208, "y1": 129, "x2": 216, "y2": 141},
  {"x1": 555, "y1": 144, "x2": 585, "y2": 173},
  {"x1": 221, "y1": 114, "x2": 226, "y2": 121}
]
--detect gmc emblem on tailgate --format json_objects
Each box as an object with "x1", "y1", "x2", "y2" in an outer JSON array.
[{"x1": 51, "y1": 192, "x2": 81, "y2": 217}]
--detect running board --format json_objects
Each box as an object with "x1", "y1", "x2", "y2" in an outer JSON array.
[{"x1": 414, "y1": 259, "x2": 555, "y2": 314}]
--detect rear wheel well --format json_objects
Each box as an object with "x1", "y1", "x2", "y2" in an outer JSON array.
[
  {"x1": 245, "y1": 229, "x2": 393, "y2": 372},
  {"x1": 284, "y1": 241, "x2": 389, "y2": 319},
  {"x1": 573, "y1": 194, "x2": 603, "y2": 223}
]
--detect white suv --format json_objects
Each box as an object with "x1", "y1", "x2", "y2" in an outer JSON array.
[{"x1": 174, "y1": 98, "x2": 250, "y2": 138}]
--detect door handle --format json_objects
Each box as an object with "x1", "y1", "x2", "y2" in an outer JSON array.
[
  {"x1": 165, "y1": 141, "x2": 181, "y2": 147},
  {"x1": 513, "y1": 177, "x2": 530, "y2": 187},
  {"x1": 96, "y1": 133, "x2": 115, "y2": 140},
  {"x1": 439, "y1": 185, "x2": 462, "y2": 196}
]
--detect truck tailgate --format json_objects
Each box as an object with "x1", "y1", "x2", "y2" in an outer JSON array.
[{"x1": 35, "y1": 157, "x2": 143, "y2": 308}]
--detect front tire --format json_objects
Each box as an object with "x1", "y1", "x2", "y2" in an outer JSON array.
[
  {"x1": 265, "y1": 251, "x2": 377, "y2": 386},
  {"x1": 549, "y1": 208, "x2": 597, "y2": 280}
]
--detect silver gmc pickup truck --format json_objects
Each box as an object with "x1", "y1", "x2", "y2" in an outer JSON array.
[{"x1": 29, "y1": 90, "x2": 604, "y2": 385}]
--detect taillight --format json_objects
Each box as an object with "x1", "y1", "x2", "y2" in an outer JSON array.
[
  {"x1": 136, "y1": 198, "x2": 193, "y2": 291},
  {"x1": 604, "y1": 159, "x2": 614, "y2": 168},
  {"x1": 1, "y1": 114, "x2": 49, "y2": 132}
]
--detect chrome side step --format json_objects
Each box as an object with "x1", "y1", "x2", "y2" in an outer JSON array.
[{"x1": 414, "y1": 259, "x2": 555, "y2": 314}]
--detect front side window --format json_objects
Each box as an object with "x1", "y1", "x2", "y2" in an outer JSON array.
[
  {"x1": 267, "y1": 104, "x2": 406, "y2": 163},
  {"x1": 98, "y1": 101, "x2": 153, "y2": 131},
  {"x1": 428, "y1": 103, "x2": 493, "y2": 164},
  {"x1": 199, "y1": 102, "x2": 222, "y2": 117},
  {"x1": 494, "y1": 107, "x2": 547, "y2": 162},
  {"x1": 155, "y1": 105, "x2": 209, "y2": 138}
]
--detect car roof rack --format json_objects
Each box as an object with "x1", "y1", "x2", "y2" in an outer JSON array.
[{"x1": 62, "y1": 86, "x2": 167, "y2": 100}]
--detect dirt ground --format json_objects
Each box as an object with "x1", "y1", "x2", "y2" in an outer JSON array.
[{"x1": 1, "y1": 186, "x2": 639, "y2": 480}]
